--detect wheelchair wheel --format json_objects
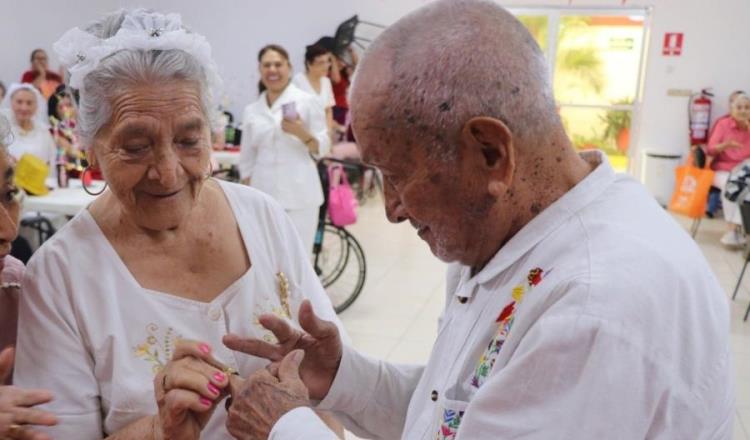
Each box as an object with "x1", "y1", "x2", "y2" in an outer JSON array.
[{"x1": 315, "y1": 223, "x2": 366, "y2": 313}]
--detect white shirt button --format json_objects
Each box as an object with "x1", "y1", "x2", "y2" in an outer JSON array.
[{"x1": 209, "y1": 307, "x2": 222, "y2": 321}]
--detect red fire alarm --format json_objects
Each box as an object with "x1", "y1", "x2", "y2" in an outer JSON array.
[{"x1": 663, "y1": 33, "x2": 684, "y2": 56}]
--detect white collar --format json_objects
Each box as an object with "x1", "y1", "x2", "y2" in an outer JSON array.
[
  {"x1": 454, "y1": 150, "x2": 613, "y2": 300},
  {"x1": 262, "y1": 82, "x2": 303, "y2": 113}
]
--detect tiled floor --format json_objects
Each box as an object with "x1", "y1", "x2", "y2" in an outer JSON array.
[{"x1": 336, "y1": 196, "x2": 750, "y2": 439}]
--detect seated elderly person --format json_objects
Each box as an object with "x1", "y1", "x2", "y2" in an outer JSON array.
[
  {"x1": 222, "y1": 1, "x2": 732, "y2": 439},
  {"x1": 13, "y1": 9, "x2": 344, "y2": 439},
  {"x1": 0, "y1": 114, "x2": 58, "y2": 438},
  {"x1": 706, "y1": 92, "x2": 750, "y2": 247}
]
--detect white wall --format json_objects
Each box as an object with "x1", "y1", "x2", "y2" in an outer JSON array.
[{"x1": 3, "y1": 0, "x2": 749, "y2": 176}]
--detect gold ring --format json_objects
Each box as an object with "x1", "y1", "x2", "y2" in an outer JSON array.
[
  {"x1": 162, "y1": 373, "x2": 168, "y2": 391},
  {"x1": 7, "y1": 424, "x2": 24, "y2": 436}
]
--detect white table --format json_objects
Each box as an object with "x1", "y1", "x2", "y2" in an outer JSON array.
[
  {"x1": 212, "y1": 150, "x2": 240, "y2": 168},
  {"x1": 23, "y1": 179, "x2": 106, "y2": 217}
]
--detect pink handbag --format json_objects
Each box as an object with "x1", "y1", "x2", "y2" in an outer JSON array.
[{"x1": 327, "y1": 164, "x2": 358, "y2": 226}]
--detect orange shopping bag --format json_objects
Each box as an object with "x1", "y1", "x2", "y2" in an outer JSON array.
[{"x1": 668, "y1": 158, "x2": 714, "y2": 219}]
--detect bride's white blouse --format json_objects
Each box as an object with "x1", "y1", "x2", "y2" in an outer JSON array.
[{"x1": 14, "y1": 180, "x2": 345, "y2": 439}]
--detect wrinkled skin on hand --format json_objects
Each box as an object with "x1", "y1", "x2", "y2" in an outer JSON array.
[
  {"x1": 226, "y1": 350, "x2": 309, "y2": 440},
  {"x1": 223, "y1": 299, "x2": 343, "y2": 401}
]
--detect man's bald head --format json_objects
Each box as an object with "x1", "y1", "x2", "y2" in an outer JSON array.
[{"x1": 350, "y1": 0, "x2": 558, "y2": 162}]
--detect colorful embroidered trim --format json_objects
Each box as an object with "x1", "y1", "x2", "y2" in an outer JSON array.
[
  {"x1": 436, "y1": 408, "x2": 464, "y2": 440},
  {"x1": 470, "y1": 267, "x2": 546, "y2": 389}
]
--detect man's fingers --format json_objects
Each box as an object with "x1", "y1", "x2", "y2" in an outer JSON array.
[
  {"x1": 223, "y1": 335, "x2": 285, "y2": 362},
  {"x1": 298, "y1": 300, "x2": 338, "y2": 340},
  {"x1": 257, "y1": 314, "x2": 297, "y2": 343},
  {"x1": 266, "y1": 362, "x2": 280, "y2": 378},
  {"x1": 0, "y1": 346, "x2": 14, "y2": 383},
  {"x1": 227, "y1": 375, "x2": 245, "y2": 397},
  {"x1": 277, "y1": 350, "x2": 305, "y2": 384}
]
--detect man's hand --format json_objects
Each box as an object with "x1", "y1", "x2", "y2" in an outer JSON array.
[
  {"x1": 223, "y1": 300, "x2": 343, "y2": 400},
  {"x1": 226, "y1": 350, "x2": 309, "y2": 440}
]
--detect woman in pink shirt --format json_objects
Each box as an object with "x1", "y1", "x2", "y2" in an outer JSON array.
[{"x1": 706, "y1": 93, "x2": 750, "y2": 246}]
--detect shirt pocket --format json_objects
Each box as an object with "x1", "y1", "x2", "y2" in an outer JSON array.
[{"x1": 433, "y1": 395, "x2": 470, "y2": 440}]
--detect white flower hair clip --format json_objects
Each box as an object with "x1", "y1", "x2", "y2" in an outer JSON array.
[{"x1": 53, "y1": 9, "x2": 221, "y2": 98}]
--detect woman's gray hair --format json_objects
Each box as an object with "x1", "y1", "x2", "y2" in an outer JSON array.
[{"x1": 73, "y1": 10, "x2": 214, "y2": 148}]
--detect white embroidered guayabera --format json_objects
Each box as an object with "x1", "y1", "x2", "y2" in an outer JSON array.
[{"x1": 52, "y1": 9, "x2": 222, "y2": 98}]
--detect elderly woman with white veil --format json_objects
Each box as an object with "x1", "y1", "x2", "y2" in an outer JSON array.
[
  {"x1": 2, "y1": 83, "x2": 57, "y2": 174},
  {"x1": 13, "y1": 9, "x2": 344, "y2": 439}
]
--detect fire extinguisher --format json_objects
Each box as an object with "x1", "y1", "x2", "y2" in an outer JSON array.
[{"x1": 688, "y1": 89, "x2": 713, "y2": 145}]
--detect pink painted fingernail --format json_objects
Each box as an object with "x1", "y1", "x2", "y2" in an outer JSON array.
[
  {"x1": 198, "y1": 343, "x2": 211, "y2": 354},
  {"x1": 213, "y1": 372, "x2": 226, "y2": 382},
  {"x1": 208, "y1": 383, "x2": 220, "y2": 396},
  {"x1": 200, "y1": 397, "x2": 212, "y2": 406}
]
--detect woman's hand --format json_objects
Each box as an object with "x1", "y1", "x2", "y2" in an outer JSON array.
[
  {"x1": 0, "y1": 347, "x2": 58, "y2": 440},
  {"x1": 281, "y1": 119, "x2": 318, "y2": 154},
  {"x1": 281, "y1": 118, "x2": 308, "y2": 141},
  {"x1": 153, "y1": 340, "x2": 230, "y2": 440}
]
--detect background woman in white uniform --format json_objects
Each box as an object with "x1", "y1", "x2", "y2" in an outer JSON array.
[
  {"x1": 292, "y1": 44, "x2": 336, "y2": 136},
  {"x1": 240, "y1": 44, "x2": 330, "y2": 254}
]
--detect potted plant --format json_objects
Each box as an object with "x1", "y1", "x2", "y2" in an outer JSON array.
[{"x1": 600, "y1": 104, "x2": 632, "y2": 153}]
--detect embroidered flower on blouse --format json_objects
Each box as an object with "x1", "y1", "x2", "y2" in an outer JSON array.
[
  {"x1": 133, "y1": 323, "x2": 180, "y2": 374},
  {"x1": 251, "y1": 271, "x2": 296, "y2": 343}
]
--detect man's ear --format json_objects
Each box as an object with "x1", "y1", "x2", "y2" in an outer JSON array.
[{"x1": 460, "y1": 116, "x2": 515, "y2": 197}]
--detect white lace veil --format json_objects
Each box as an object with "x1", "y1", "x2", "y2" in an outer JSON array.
[
  {"x1": 1, "y1": 83, "x2": 50, "y2": 130},
  {"x1": 53, "y1": 9, "x2": 221, "y2": 99}
]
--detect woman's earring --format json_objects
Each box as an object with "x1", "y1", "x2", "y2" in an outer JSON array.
[{"x1": 81, "y1": 166, "x2": 107, "y2": 196}]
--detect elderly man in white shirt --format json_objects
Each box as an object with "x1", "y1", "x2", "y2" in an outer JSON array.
[{"x1": 222, "y1": 1, "x2": 734, "y2": 439}]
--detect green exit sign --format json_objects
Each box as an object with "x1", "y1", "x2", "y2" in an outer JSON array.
[{"x1": 609, "y1": 37, "x2": 635, "y2": 50}]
